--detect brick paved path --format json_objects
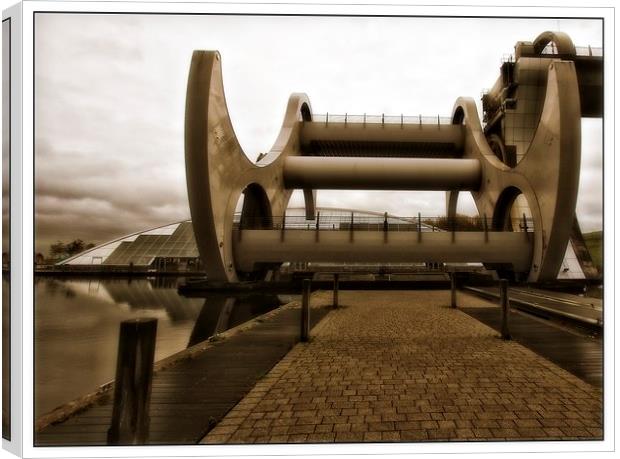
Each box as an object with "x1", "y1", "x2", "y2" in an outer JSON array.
[{"x1": 202, "y1": 290, "x2": 603, "y2": 444}]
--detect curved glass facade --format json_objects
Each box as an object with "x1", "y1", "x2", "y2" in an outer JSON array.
[{"x1": 58, "y1": 221, "x2": 197, "y2": 267}]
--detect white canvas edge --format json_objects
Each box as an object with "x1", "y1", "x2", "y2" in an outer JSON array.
[
  {"x1": 2, "y1": 2, "x2": 22, "y2": 457},
  {"x1": 0, "y1": 0, "x2": 613, "y2": 458}
]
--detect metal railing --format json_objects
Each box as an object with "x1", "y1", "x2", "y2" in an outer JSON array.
[
  {"x1": 232, "y1": 213, "x2": 534, "y2": 233},
  {"x1": 575, "y1": 45, "x2": 603, "y2": 57},
  {"x1": 542, "y1": 43, "x2": 603, "y2": 57},
  {"x1": 309, "y1": 113, "x2": 453, "y2": 127},
  {"x1": 502, "y1": 45, "x2": 602, "y2": 63}
]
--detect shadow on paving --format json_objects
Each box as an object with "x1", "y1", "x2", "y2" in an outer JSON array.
[
  {"x1": 461, "y1": 307, "x2": 602, "y2": 388},
  {"x1": 35, "y1": 304, "x2": 330, "y2": 446}
]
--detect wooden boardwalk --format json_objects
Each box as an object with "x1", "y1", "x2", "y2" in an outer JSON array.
[
  {"x1": 35, "y1": 301, "x2": 331, "y2": 446},
  {"x1": 464, "y1": 286, "x2": 602, "y2": 327},
  {"x1": 461, "y1": 306, "x2": 602, "y2": 387}
]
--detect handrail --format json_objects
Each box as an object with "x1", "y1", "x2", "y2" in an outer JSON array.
[
  {"x1": 504, "y1": 44, "x2": 603, "y2": 63},
  {"x1": 309, "y1": 114, "x2": 453, "y2": 126},
  {"x1": 231, "y1": 213, "x2": 535, "y2": 233}
]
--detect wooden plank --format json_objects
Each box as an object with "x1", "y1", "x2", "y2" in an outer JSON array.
[
  {"x1": 36, "y1": 304, "x2": 330, "y2": 446},
  {"x1": 462, "y1": 306, "x2": 602, "y2": 387}
]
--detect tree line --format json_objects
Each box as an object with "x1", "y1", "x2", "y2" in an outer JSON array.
[{"x1": 48, "y1": 239, "x2": 95, "y2": 260}]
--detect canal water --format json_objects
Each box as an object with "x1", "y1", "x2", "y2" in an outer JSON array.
[{"x1": 34, "y1": 276, "x2": 284, "y2": 419}]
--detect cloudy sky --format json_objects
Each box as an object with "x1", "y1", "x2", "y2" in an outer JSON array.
[{"x1": 33, "y1": 13, "x2": 603, "y2": 254}]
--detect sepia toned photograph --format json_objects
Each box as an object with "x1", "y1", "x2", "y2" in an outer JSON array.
[{"x1": 30, "y1": 8, "x2": 603, "y2": 450}]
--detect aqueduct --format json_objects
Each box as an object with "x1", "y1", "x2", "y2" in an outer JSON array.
[{"x1": 184, "y1": 31, "x2": 602, "y2": 283}]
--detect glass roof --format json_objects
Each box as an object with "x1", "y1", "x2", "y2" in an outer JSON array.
[{"x1": 59, "y1": 221, "x2": 196, "y2": 266}]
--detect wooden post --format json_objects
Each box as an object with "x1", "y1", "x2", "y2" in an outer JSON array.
[
  {"x1": 450, "y1": 273, "x2": 457, "y2": 308},
  {"x1": 280, "y1": 213, "x2": 286, "y2": 242},
  {"x1": 107, "y1": 318, "x2": 158, "y2": 445},
  {"x1": 333, "y1": 273, "x2": 339, "y2": 309},
  {"x1": 301, "y1": 279, "x2": 310, "y2": 342},
  {"x1": 500, "y1": 279, "x2": 511, "y2": 340}
]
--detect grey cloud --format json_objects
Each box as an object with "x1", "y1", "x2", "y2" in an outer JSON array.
[{"x1": 33, "y1": 14, "x2": 604, "y2": 254}]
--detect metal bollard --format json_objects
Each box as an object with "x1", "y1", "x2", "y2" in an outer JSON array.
[
  {"x1": 500, "y1": 279, "x2": 511, "y2": 340},
  {"x1": 333, "y1": 273, "x2": 339, "y2": 309},
  {"x1": 383, "y1": 212, "x2": 388, "y2": 243},
  {"x1": 450, "y1": 273, "x2": 457, "y2": 308},
  {"x1": 280, "y1": 213, "x2": 286, "y2": 242},
  {"x1": 315, "y1": 212, "x2": 320, "y2": 242},
  {"x1": 108, "y1": 318, "x2": 158, "y2": 445},
  {"x1": 349, "y1": 212, "x2": 354, "y2": 243},
  {"x1": 418, "y1": 212, "x2": 422, "y2": 242},
  {"x1": 301, "y1": 279, "x2": 311, "y2": 342}
]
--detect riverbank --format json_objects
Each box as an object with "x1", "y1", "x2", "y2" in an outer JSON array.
[{"x1": 35, "y1": 292, "x2": 332, "y2": 445}]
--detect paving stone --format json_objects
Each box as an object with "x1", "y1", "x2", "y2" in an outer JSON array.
[
  {"x1": 202, "y1": 291, "x2": 603, "y2": 444},
  {"x1": 455, "y1": 428, "x2": 475, "y2": 439},
  {"x1": 427, "y1": 428, "x2": 457, "y2": 440},
  {"x1": 382, "y1": 431, "x2": 401, "y2": 441},
  {"x1": 288, "y1": 434, "x2": 308, "y2": 443},
  {"x1": 267, "y1": 435, "x2": 289, "y2": 443},
  {"x1": 363, "y1": 431, "x2": 382, "y2": 442},
  {"x1": 287, "y1": 424, "x2": 315, "y2": 435},
  {"x1": 514, "y1": 419, "x2": 543, "y2": 428},
  {"x1": 335, "y1": 431, "x2": 364, "y2": 442},
  {"x1": 401, "y1": 429, "x2": 429, "y2": 441},
  {"x1": 307, "y1": 432, "x2": 335, "y2": 443},
  {"x1": 333, "y1": 423, "x2": 351, "y2": 433},
  {"x1": 202, "y1": 434, "x2": 231, "y2": 444}
]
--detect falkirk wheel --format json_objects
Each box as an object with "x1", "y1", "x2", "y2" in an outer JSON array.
[{"x1": 184, "y1": 31, "x2": 602, "y2": 284}]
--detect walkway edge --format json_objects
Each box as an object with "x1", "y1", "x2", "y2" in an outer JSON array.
[
  {"x1": 200, "y1": 302, "x2": 335, "y2": 444},
  {"x1": 464, "y1": 286, "x2": 602, "y2": 327},
  {"x1": 35, "y1": 293, "x2": 323, "y2": 432}
]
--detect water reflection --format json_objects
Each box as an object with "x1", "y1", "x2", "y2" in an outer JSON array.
[
  {"x1": 35, "y1": 276, "x2": 281, "y2": 419},
  {"x1": 188, "y1": 294, "x2": 280, "y2": 347}
]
